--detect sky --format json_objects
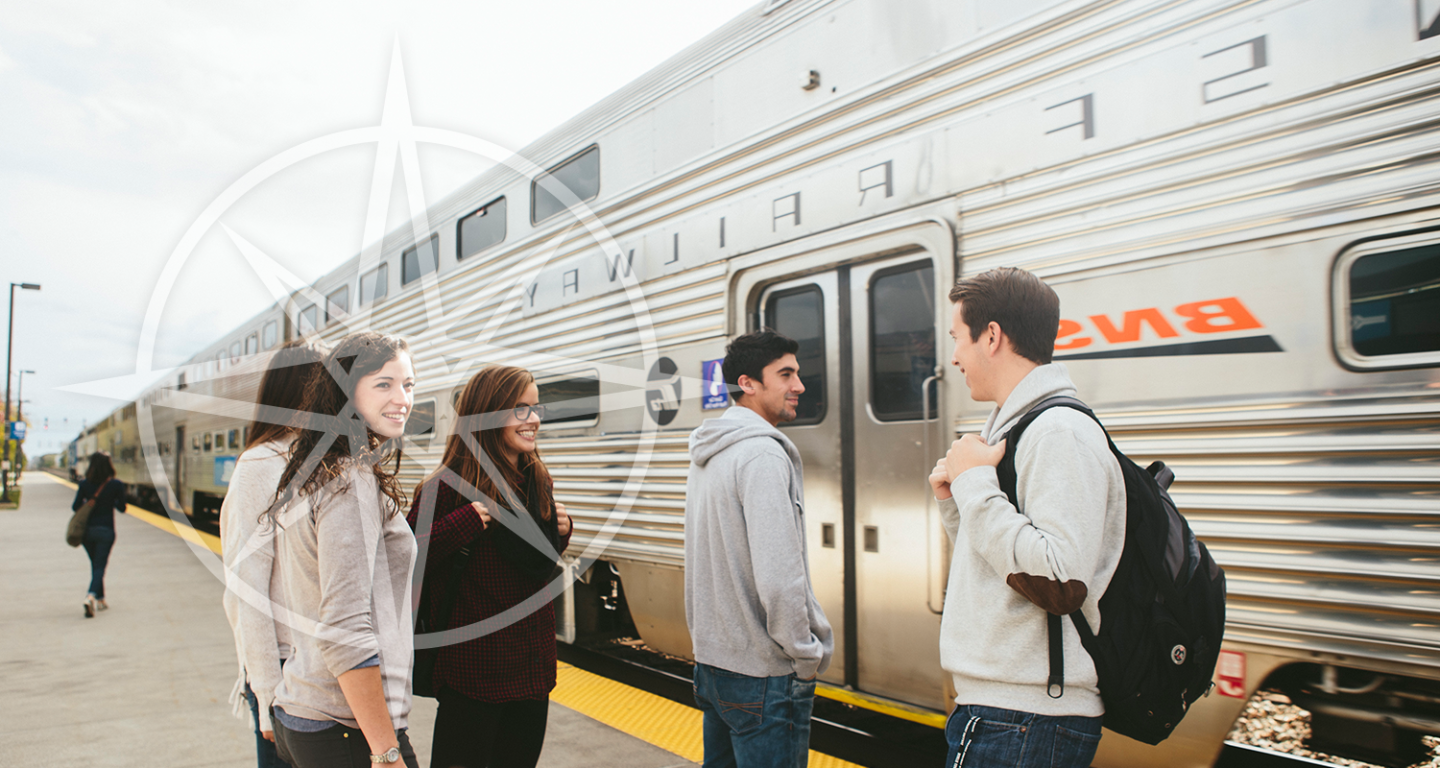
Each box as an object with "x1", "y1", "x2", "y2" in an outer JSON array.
[{"x1": 0, "y1": 0, "x2": 759, "y2": 460}]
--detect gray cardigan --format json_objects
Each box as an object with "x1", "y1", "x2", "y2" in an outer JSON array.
[{"x1": 271, "y1": 464, "x2": 417, "y2": 729}]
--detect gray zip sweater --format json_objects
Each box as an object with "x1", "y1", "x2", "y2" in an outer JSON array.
[
  {"x1": 939, "y1": 363, "x2": 1125, "y2": 717},
  {"x1": 271, "y1": 464, "x2": 417, "y2": 730},
  {"x1": 684, "y1": 406, "x2": 834, "y2": 680}
]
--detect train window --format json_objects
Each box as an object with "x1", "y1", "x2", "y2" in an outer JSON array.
[
  {"x1": 192, "y1": 436, "x2": 200, "y2": 452},
  {"x1": 360, "y1": 263, "x2": 388, "y2": 305},
  {"x1": 537, "y1": 372, "x2": 600, "y2": 426},
  {"x1": 1336, "y1": 239, "x2": 1440, "y2": 369},
  {"x1": 245, "y1": 333, "x2": 258, "y2": 356},
  {"x1": 203, "y1": 433, "x2": 212, "y2": 451},
  {"x1": 869, "y1": 262, "x2": 936, "y2": 422},
  {"x1": 228, "y1": 429, "x2": 240, "y2": 450},
  {"x1": 402, "y1": 235, "x2": 439, "y2": 286},
  {"x1": 458, "y1": 197, "x2": 506, "y2": 260},
  {"x1": 230, "y1": 341, "x2": 241, "y2": 364},
  {"x1": 326, "y1": 285, "x2": 350, "y2": 324},
  {"x1": 177, "y1": 372, "x2": 187, "y2": 391},
  {"x1": 213, "y1": 431, "x2": 226, "y2": 452},
  {"x1": 263, "y1": 320, "x2": 279, "y2": 350},
  {"x1": 765, "y1": 285, "x2": 826, "y2": 425},
  {"x1": 299, "y1": 304, "x2": 319, "y2": 336},
  {"x1": 532, "y1": 146, "x2": 599, "y2": 224},
  {"x1": 405, "y1": 399, "x2": 437, "y2": 448}
]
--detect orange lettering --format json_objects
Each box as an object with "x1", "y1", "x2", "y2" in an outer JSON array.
[
  {"x1": 1088, "y1": 308, "x2": 1179, "y2": 344},
  {"x1": 1055, "y1": 319, "x2": 1092, "y2": 350},
  {"x1": 1173, "y1": 297, "x2": 1263, "y2": 334}
]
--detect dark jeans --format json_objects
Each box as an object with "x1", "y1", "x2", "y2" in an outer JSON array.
[
  {"x1": 692, "y1": 662, "x2": 816, "y2": 768},
  {"x1": 82, "y1": 526, "x2": 115, "y2": 599},
  {"x1": 245, "y1": 681, "x2": 293, "y2": 768},
  {"x1": 273, "y1": 716, "x2": 418, "y2": 768},
  {"x1": 943, "y1": 704, "x2": 1103, "y2": 768},
  {"x1": 430, "y1": 688, "x2": 548, "y2": 768}
]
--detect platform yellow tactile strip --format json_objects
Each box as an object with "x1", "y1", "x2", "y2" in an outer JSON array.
[
  {"x1": 550, "y1": 662, "x2": 862, "y2": 768},
  {"x1": 44, "y1": 473, "x2": 223, "y2": 555}
]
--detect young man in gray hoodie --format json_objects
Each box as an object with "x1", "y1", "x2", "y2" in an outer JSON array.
[
  {"x1": 928, "y1": 268, "x2": 1126, "y2": 768},
  {"x1": 685, "y1": 329, "x2": 834, "y2": 768}
]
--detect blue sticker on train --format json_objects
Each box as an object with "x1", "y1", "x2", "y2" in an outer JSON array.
[
  {"x1": 702, "y1": 359, "x2": 729, "y2": 410},
  {"x1": 214, "y1": 456, "x2": 237, "y2": 487}
]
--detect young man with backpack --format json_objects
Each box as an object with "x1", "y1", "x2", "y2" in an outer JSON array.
[
  {"x1": 685, "y1": 329, "x2": 834, "y2": 768},
  {"x1": 928, "y1": 267, "x2": 1126, "y2": 767}
]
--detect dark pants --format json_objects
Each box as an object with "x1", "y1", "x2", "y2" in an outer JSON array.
[
  {"x1": 82, "y1": 526, "x2": 115, "y2": 599},
  {"x1": 273, "y1": 717, "x2": 418, "y2": 768},
  {"x1": 245, "y1": 681, "x2": 293, "y2": 768},
  {"x1": 942, "y1": 704, "x2": 1103, "y2": 768},
  {"x1": 430, "y1": 689, "x2": 549, "y2": 768},
  {"x1": 692, "y1": 662, "x2": 816, "y2": 768}
]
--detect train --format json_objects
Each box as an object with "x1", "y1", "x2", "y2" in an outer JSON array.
[{"x1": 71, "y1": 1, "x2": 1440, "y2": 766}]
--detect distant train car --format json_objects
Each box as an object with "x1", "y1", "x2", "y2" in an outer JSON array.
[{"x1": 91, "y1": 1, "x2": 1440, "y2": 765}]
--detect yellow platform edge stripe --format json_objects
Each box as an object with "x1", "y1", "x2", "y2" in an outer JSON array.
[
  {"x1": 43, "y1": 473, "x2": 223, "y2": 555},
  {"x1": 551, "y1": 662, "x2": 864, "y2": 768},
  {"x1": 817, "y1": 684, "x2": 947, "y2": 729}
]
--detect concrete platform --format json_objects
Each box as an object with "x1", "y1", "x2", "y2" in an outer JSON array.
[{"x1": 0, "y1": 471, "x2": 697, "y2": 768}]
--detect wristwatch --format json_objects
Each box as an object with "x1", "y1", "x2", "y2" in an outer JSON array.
[{"x1": 370, "y1": 746, "x2": 401, "y2": 764}]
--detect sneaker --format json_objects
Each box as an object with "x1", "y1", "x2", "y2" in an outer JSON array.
[
  {"x1": 83, "y1": 597, "x2": 95, "y2": 618},
  {"x1": 95, "y1": 599, "x2": 108, "y2": 611}
]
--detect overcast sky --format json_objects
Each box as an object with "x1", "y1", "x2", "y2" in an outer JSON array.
[{"x1": 0, "y1": 0, "x2": 758, "y2": 459}]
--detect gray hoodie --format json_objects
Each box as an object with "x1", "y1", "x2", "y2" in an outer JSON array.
[{"x1": 684, "y1": 406, "x2": 834, "y2": 680}]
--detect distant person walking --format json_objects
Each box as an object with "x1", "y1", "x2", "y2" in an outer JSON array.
[
  {"x1": 72, "y1": 452, "x2": 127, "y2": 618},
  {"x1": 267, "y1": 331, "x2": 420, "y2": 768},
  {"x1": 222, "y1": 338, "x2": 327, "y2": 768},
  {"x1": 684, "y1": 329, "x2": 833, "y2": 768},
  {"x1": 407, "y1": 365, "x2": 572, "y2": 768}
]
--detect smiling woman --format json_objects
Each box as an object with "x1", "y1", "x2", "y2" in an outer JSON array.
[{"x1": 265, "y1": 331, "x2": 421, "y2": 768}]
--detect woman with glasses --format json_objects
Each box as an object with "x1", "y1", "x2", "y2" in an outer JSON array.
[{"x1": 408, "y1": 365, "x2": 572, "y2": 768}]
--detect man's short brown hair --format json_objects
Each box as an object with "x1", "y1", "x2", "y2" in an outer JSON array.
[{"x1": 948, "y1": 267, "x2": 1060, "y2": 365}]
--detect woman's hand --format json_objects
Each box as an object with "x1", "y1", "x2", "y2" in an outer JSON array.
[
  {"x1": 556, "y1": 502, "x2": 572, "y2": 536},
  {"x1": 929, "y1": 458, "x2": 952, "y2": 500},
  {"x1": 470, "y1": 501, "x2": 492, "y2": 529}
]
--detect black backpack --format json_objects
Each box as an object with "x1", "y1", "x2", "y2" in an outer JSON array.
[{"x1": 996, "y1": 396, "x2": 1227, "y2": 745}]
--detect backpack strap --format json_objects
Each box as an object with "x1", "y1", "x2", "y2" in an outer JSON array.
[{"x1": 997, "y1": 395, "x2": 1100, "y2": 701}]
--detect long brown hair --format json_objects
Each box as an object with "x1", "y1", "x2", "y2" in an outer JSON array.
[
  {"x1": 246, "y1": 338, "x2": 328, "y2": 451},
  {"x1": 273, "y1": 331, "x2": 412, "y2": 519},
  {"x1": 425, "y1": 365, "x2": 553, "y2": 521},
  {"x1": 84, "y1": 452, "x2": 114, "y2": 489}
]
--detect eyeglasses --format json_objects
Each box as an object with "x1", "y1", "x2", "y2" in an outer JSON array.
[{"x1": 512, "y1": 403, "x2": 546, "y2": 422}]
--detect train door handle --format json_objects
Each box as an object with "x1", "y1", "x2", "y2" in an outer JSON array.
[{"x1": 863, "y1": 525, "x2": 879, "y2": 553}]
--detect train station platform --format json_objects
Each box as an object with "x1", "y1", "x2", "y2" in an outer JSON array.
[
  {"x1": 0, "y1": 471, "x2": 707, "y2": 768},
  {"x1": 0, "y1": 471, "x2": 862, "y2": 768}
]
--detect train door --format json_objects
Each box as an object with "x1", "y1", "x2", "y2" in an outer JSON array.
[
  {"x1": 756, "y1": 251, "x2": 945, "y2": 707},
  {"x1": 174, "y1": 425, "x2": 186, "y2": 515}
]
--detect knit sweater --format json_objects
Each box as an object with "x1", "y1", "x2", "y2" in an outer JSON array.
[
  {"x1": 220, "y1": 438, "x2": 295, "y2": 734},
  {"x1": 684, "y1": 405, "x2": 833, "y2": 680},
  {"x1": 271, "y1": 464, "x2": 417, "y2": 730},
  {"x1": 939, "y1": 363, "x2": 1125, "y2": 717}
]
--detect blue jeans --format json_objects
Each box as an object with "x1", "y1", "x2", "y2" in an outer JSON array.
[
  {"x1": 692, "y1": 662, "x2": 816, "y2": 768},
  {"x1": 82, "y1": 527, "x2": 115, "y2": 599},
  {"x1": 943, "y1": 704, "x2": 1103, "y2": 768},
  {"x1": 246, "y1": 680, "x2": 293, "y2": 768}
]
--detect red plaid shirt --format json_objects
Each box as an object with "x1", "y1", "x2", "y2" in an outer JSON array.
[{"x1": 407, "y1": 477, "x2": 571, "y2": 703}]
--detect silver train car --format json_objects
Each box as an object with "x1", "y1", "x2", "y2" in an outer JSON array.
[{"x1": 84, "y1": 1, "x2": 1440, "y2": 765}]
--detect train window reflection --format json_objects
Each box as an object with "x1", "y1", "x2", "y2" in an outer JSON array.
[
  {"x1": 537, "y1": 373, "x2": 600, "y2": 426},
  {"x1": 245, "y1": 333, "x2": 258, "y2": 356},
  {"x1": 326, "y1": 286, "x2": 349, "y2": 324},
  {"x1": 870, "y1": 262, "x2": 936, "y2": 422},
  {"x1": 360, "y1": 263, "x2": 388, "y2": 305},
  {"x1": 1348, "y1": 244, "x2": 1440, "y2": 358},
  {"x1": 298, "y1": 305, "x2": 319, "y2": 336},
  {"x1": 402, "y1": 235, "x2": 439, "y2": 286},
  {"x1": 765, "y1": 285, "x2": 826, "y2": 425},
  {"x1": 532, "y1": 146, "x2": 599, "y2": 224},
  {"x1": 459, "y1": 197, "x2": 506, "y2": 260},
  {"x1": 406, "y1": 399, "x2": 437, "y2": 448},
  {"x1": 262, "y1": 321, "x2": 278, "y2": 349}
]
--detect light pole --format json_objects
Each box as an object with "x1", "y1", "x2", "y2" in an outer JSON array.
[
  {"x1": 17, "y1": 370, "x2": 34, "y2": 421},
  {"x1": 3, "y1": 282, "x2": 41, "y2": 503}
]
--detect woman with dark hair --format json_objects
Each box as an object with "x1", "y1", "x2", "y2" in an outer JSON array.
[
  {"x1": 267, "y1": 331, "x2": 420, "y2": 768},
  {"x1": 408, "y1": 365, "x2": 572, "y2": 768},
  {"x1": 222, "y1": 337, "x2": 328, "y2": 768},
  {"x1": 72, "y1": 451, "x2": 127, "y2": 618}
]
